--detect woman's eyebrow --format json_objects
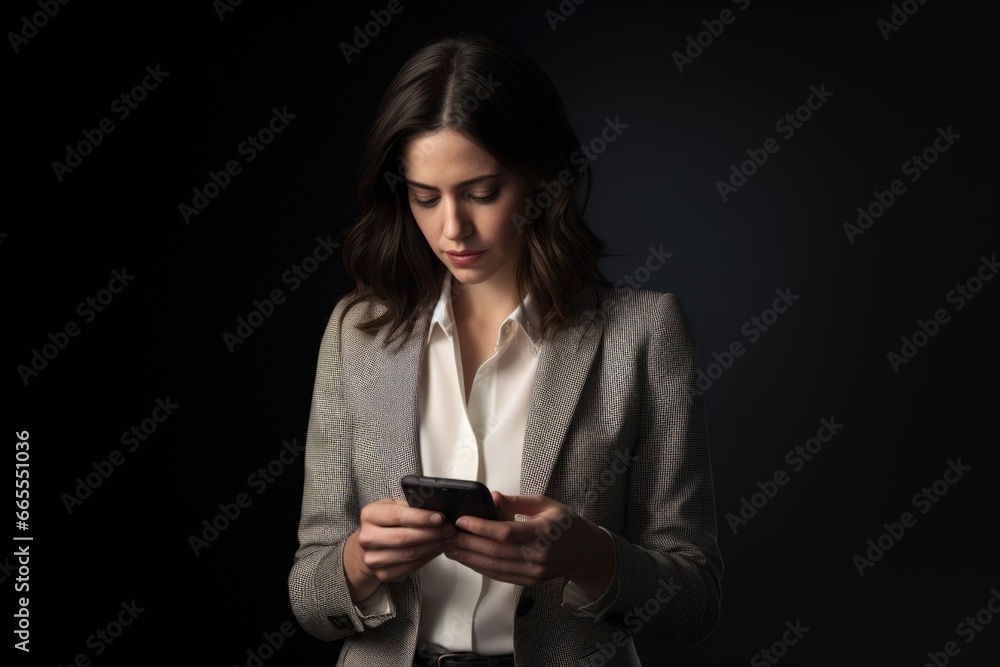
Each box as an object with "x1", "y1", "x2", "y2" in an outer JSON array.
[{"x1": 404, "y1": 173, "x2": 503, "y2": 191}]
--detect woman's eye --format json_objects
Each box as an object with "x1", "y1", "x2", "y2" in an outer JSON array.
[
  {"x1": 471, "y1": 191, "x2": 500, "y2": 204},
  {"x1": 409, "y1": 190, "x2": 499, "y2": 209},
  {"x1": 411, "y1": 197, "x2": 438, "y2": 209}
]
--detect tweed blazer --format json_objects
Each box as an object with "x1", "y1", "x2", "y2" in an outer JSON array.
[{"x1": 288, "y1": 282, "x2": 723, "y2": 667}]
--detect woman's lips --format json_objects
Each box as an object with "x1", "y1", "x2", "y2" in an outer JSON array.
[{"x1": 446, "y1": 250, "x2": 486, "y2": 265}]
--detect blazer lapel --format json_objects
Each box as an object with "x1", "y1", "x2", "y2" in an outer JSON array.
[
  {"x1": 519, "y1": 303, "x2": 604, "y2": 496},
  {"x1": 363, "y1": 307, "x2": 432, "y2": 495}
]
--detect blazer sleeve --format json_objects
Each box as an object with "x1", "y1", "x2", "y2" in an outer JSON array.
[
  {"x1": 570, "y1": 292, "x2": 723, "y2": 644},
  {"x1": 288, "y1": 298, "x2": 397, "y2": 640}
]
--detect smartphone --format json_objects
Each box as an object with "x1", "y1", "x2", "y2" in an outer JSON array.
[{"x1": 400, "y1": 475, "x2": 501, "y2": 524}]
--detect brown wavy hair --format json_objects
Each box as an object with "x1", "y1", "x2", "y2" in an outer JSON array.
[{"x1": 339, "y1": 30, "x2": 611, "y2": 347}]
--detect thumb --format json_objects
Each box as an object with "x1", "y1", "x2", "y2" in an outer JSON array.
[
  {"x1": 499, "y1": 493, "x2": 554, "y2": 519},
  {"x1": 492, "y1": 490, "x2": 516, "y2": 520}
]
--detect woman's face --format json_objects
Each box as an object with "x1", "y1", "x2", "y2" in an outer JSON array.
[{"x1": 401, "y1": 128, "x2": 536, "y2": 299}]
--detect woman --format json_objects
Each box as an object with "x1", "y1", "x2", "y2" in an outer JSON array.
[{"x1": 288, "y1": 31, "x2": 723, "y2": 667}]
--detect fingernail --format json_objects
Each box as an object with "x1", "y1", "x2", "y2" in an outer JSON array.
[
  {"x1": 455, "y1": 518, "x2": 469, "y2": 530},
  {"x1": 430, "y1": 513, "x2": 443, "y2": 524}
]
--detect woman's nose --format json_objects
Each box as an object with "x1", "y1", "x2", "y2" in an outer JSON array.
[{"x1": 442, "y1": 199, "x2": 472, "y2": 238}]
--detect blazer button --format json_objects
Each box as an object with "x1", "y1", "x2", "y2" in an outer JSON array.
[
  {"x1": 516, "y1": 596, "x2": 534, "y2": 616},
  {"x1": 327, "y1": 614, "x2": 352, "y2": 629}
]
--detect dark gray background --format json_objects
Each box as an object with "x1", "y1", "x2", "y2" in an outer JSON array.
[{"x1": 8, "y1": 0, "x2": 999, "y2": 665}]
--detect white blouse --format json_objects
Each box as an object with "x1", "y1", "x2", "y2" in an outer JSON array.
[{"x1": 416, "y1": 269, "x2": 541, "y2": 655}]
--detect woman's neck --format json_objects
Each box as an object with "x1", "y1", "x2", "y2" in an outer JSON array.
[{"x1": 451, "y1": 278, "x2": 520, "y2": 325}]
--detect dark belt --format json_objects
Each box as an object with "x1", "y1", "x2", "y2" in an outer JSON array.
[{"x1": 416, "y1": 652, "x2": 516, "y2": 667}]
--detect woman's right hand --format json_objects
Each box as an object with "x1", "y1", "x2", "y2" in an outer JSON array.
[{"x1": 343, "y1": 498, "x2": 456, "y2": 603}]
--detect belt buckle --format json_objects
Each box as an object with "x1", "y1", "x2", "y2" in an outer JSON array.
[{"x1": 438, "y1": 653, "x2": 479, "y2": 666}]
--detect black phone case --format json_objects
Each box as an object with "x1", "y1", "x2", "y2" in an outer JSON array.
[{"x1": 400, "y1": 475, "x2": 501, "y2": 523}]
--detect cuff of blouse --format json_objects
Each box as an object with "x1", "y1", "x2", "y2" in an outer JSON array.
[{"x1": 354, "y1": 582, "x2": 391, "y2": 618}]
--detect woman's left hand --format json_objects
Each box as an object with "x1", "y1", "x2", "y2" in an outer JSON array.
[{"x1": 444, "y1": 492, "x2": 615, "y2": 598}]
